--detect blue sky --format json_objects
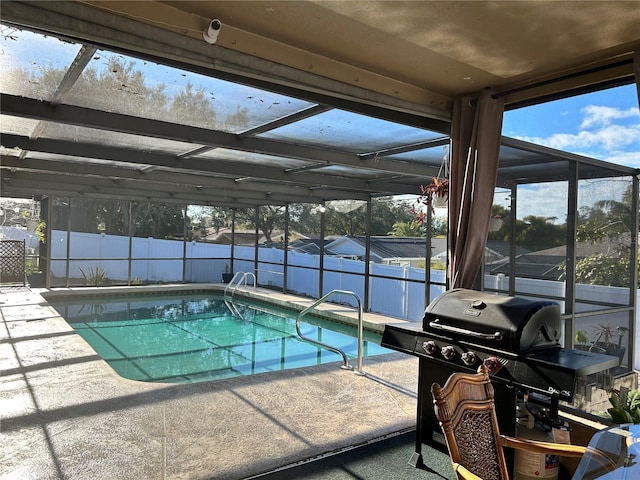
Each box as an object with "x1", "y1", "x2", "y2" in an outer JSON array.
[
  {"x1": 501, "y1": 84, "x2": 639, "y2": 221},
  {"x1": 503, "y1": 84, "x2": 640, "y2": 168}
]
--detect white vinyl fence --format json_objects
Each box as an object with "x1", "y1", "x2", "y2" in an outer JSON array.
[{"x1": 50, "y1": 230, "x2": 639, "y2": 370}]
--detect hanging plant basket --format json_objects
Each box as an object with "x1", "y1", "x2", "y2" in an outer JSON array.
[
  {"x1": 413, "y1": 146, "x2": 450, "y2": 221},
  {"x1": 26, "y1": 219, "x2": 38, "y2": 232},
  {"x1": 433, "y1": 191, "x2": 448, "y2": 209},
  {"x1": 417, "y1": 176, "x2": 449, "y2": 214},
  {"x1": 489, "y1": 216, "x2": 503, "y2": 232}
]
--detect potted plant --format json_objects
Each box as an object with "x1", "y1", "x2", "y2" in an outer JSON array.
[
  {"x1": 417, "y1": 176, "x2": 449, "y2": 213},
  {"x1": 222, "y1": 264, "x2": 234, "y2": 283},
  {"x1": 21, "y1": 211, "x2": 46, "y2": 244},
  {"x1": 590, "y1": 323, "x2": 627, "y2": 363},
  {"x1": 607, "y1": 388, "x2": 640, "y2": 424},
  {"x1": 574, "y1": 330, "x2": 596, "y2": 351},
  {"x1": 26, "y1": 258, "x2": 45, "y2": 287}
]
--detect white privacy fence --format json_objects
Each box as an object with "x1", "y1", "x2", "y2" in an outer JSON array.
[
  {"x1": 52, "y1": 231, "x2": 230, "y2": 283},
  {"x1": 50, "y1": 231, "x2": 638, "y2": 370},
  {"x1": 50, "y1": 231, "x2": 447, "y2": 318}
]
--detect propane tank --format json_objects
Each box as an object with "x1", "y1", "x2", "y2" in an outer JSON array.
[{"x1": 514, "y1": 398, "x2": 560, "y2": 480}]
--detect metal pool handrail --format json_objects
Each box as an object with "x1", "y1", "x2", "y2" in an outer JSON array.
[
  {"x1": 223, "y1": 272, "x2": 257, "y2": 320},
  {"x1": 296, "y1": 289, "x2": 365, "y2": 376},
  {"x1": 224, "y1": 271, "x2": 257, "y2": 297}
]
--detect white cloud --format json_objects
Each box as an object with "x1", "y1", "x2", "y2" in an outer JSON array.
[
  {"x1": 510, "y1": 103, "x2": 639, "y2": 219},
  {"x1": 515, "y1": 104, "x2": 640, "y2": 167},
  {"x1": 505, "y1": 96, "x2": 639, "y2": 220},
  {"x1": 580, "y1": 105, "x2": 639, "y2": 129},
  {"x1": 516, "y1": 177, "x2": 630, "y2": 222},
  {"x1": 517, "y1": 183, "x2": 568, "y2": 223},
  {"x1": 602, "y1": 150, "x2": 640, "y2": 168},
  {"x1": 518, "y1": 123, "x2": 640, "y2": 150}
]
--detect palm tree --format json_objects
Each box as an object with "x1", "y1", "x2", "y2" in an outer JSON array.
[{"x1": 388, "y1": 221, "x2": 425, "y2": 237}]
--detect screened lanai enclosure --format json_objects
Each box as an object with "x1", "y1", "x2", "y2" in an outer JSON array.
[{"x1": 0, "y1": 6, "x2": 638, "y2": 417}]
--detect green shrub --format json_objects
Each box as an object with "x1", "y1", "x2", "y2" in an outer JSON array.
[
  {"x1": 608, "y1": 388, "x2": 640, "y2": 424},
  {"x1": 26, "y1": 258, "x2": 40, "y2": 276}
]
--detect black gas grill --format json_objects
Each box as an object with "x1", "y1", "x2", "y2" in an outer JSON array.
[
  {"x1": 426, "y1": 287, "x2": 561, "y2": 353},
  {"x1": 381, "y1": 289, "x2": 619, "y2": 468}
]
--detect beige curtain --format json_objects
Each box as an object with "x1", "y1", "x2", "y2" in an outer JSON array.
[
  {"x1": 448, "y1": 89, "x2": 505, "y2": 289},
  {"x1": 635, "y1": 49, "x2": 640, "y2": 107}
]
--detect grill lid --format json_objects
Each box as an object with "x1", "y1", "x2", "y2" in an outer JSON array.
[{"x1": 423, "y1": 289, "x2": 561, "y2": 353}]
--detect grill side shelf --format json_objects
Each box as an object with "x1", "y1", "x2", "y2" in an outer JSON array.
[{"x1": 381, "y1": 324, "x2": 422, "y2": 355}]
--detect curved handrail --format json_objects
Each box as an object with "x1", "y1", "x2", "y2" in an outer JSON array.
[
  {"x1": 224, "y1": 271, "x2": 256, "y2": 298},
  {"x1": 223, "y1": 272, "x2": 257, "y2": 319},
  {"x1": 296, "y1": 289, "x2": 365, "y2": 375},
  {"x1": 224, "y1": 272, "x2": 242, "y2": 296}
]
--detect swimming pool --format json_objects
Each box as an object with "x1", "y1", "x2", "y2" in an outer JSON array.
[{"x1": 49, "y1": 292, "x2": 392, "y2": 383}]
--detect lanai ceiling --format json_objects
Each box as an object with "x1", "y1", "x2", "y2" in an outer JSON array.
[{"x1": 1, "y1": 1, "x2": 639, "y2": 207}]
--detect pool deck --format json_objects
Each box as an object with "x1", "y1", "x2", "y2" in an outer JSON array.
[{"x1": 1, "y1": 284, "x2": 423, "y2": 479}]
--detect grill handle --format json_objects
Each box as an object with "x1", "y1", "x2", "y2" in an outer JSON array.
[{"x1": 428, "y1": 319, "x2": 503, "y2": 341}]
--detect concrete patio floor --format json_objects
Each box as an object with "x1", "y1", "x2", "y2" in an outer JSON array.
[{"x1": 1, "y1": 285, "x2": 422, "y2": 480}]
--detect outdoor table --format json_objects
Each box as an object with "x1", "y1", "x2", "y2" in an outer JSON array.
[{"x1": 571, "y1": 423, "x2": 639, "y2": 480}]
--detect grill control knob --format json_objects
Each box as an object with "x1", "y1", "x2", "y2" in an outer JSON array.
[
  {"x1": 422, "y1": 340, "x2": 437, "y2": 355},
  {"x1": 441, "y1": 345, "x2": 457, "y2": 360},
  {"x1": 461, "y1": 352, "x2": 477, "y2": 366},
  {"x1": 483, "y1": 357, "x2": 502, "y2": 374}
]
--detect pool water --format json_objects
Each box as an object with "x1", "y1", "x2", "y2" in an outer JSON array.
[{"x1": 50, "y1": 293, "x2": 391, "y2": 383}]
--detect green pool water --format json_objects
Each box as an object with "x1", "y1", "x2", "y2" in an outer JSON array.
[{"x1": 50, "y1": 293, "x2": 391, "y2": 383}]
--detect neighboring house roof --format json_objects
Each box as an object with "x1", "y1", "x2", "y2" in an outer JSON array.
[
  {"x1": 530, "y1": 241, "x2": 626, "y2": 258},
  {"x1": 326, "y1": 236, "x2": 441, "y2": 262},
  {"x1": 486, "y1": 240, "x2": 530, "y2": 258},
  {"x1": 206, "y1": 231, "x2": 256, "y2": 245},
  {"x1": 368, "y1": 237, "x2": 428, "y2": 259},
  {"x1": 204, "y1": 228, "x2": 279, "y2": 245},
  {"x1": 486, "y1": 241, "x2": 625, "y2": 280},
  {"x1": 429, "y1": 238, "x2": 449, "y2": 262},
  {"x1": 288, "y1": 238, "x2": 322, "y2": 255},
  {"x1": 325, "y1": 236, "x2": 381, "y2": 262},
  {"x1": 286, "y1": 236, "x2": 342, "y2": 255},
  {"x1": 431, "y1": 240, "x2": 528, "y2": 265},
  {"x1": 204, "y1": 228, "x2": 307, "y2": 246}
]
